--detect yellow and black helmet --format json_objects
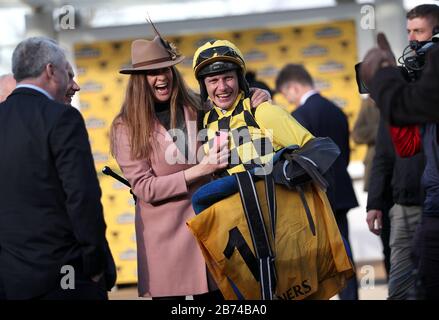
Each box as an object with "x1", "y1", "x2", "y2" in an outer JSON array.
[
  {"x1": 193, "y1": 40, "x2": 246, "y2": 78},
  {"x1": 193, "y1": 39, "x2": 249, "y2": 100}
]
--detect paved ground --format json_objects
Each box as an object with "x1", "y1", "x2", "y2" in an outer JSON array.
[
  {"x1": 109, "y1": 261, "x2": 389, "y2": 300},
  {"x1": 109, "y1": 284, "x2": 388, "y2": 300}
]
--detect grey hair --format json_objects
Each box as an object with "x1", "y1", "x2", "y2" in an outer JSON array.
[{"x1": 12, "y1": 37, "x2": 66, "y2": 82}]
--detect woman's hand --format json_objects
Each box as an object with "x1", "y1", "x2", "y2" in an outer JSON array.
[{"x1": 250, "y1": 87, "x2": 271, "y2": 107}]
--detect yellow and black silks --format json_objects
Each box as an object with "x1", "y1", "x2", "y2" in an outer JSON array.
[
  {"x1": 202, "y1": 93, "x2": 312, "y2": 175},
  {"x1": 187, "y1": 181, "x2": 355, "y2": 300},
  {"x1": 191, "y1": 94, "x2": 354, "y2": 299}
]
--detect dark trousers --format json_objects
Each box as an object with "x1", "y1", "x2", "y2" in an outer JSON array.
[
  {"x1": 37, "y1": 269, "x2": 108, "y2": 300},
  {"x1": 38, "y1": 279, "x2": 108, "y2": 300},
  {"x1": 1, "y1": 278, "x2": 108, "y2": 300},
  {"x1": 335, "y1": 210, "x2": 359, "y2": 300},
  {"x1": 380, "y1": 207, "x2": 392, "y2": 279},
  {"x1": 412, "y1": 214, "x2": 439, "y2": 299}
]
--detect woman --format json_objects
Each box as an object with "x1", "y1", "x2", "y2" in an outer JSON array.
[
  {"x1": 110, "y1": 35, "x2": 267, "y2": 300},
  {"x1": 110, "y1": 35, "x2": 229, "y2": 300}
]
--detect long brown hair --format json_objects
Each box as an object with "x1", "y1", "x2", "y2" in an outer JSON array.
[{"x1": 110, "y1": 66, "x2": 201, "y2": 161}]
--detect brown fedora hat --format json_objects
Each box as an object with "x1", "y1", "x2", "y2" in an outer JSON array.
[{"x1": 120, "y1": 36, "x2": 185, "y2": 74}]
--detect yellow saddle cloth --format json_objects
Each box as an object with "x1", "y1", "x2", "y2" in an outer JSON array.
[{"x1": 187, "y1": 181, "x2": 355, "y2": 300}]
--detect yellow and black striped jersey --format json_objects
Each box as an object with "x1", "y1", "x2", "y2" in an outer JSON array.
[{"x1": 203, "y1": 93, "x2": 313, "y2": 175}]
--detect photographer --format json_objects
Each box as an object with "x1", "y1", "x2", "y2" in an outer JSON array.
[
  {"x1": 365, "y1": 5, "x2": 439, "y2": 300},
  {"x1": 361, "y1": 4, "x2": 439, "y2": 299}
]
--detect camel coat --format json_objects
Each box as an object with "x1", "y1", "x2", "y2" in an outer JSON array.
[{"x1": 113, "y1": 106, "x2": 209, "y2": 297}]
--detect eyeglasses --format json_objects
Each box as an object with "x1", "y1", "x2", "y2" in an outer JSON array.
[{"x1": 196, "y1": 46, "x2": 242, "y2": 67}]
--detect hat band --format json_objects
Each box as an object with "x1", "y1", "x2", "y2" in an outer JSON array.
[{"x1": 133, "y1": 56, "x2": 174, "y2": 68}]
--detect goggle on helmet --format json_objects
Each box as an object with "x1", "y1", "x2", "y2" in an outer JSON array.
[
  {"x1": 193, "y1": 40, "x2": 246, "y2": 79},
  {"x1": 193, "y1": 39, "x2": 249, "y2": 101}
]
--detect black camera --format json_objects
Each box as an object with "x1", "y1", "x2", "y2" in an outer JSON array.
[{"x1": 355, "y1": 29, "x2": 439, "y2": 94}]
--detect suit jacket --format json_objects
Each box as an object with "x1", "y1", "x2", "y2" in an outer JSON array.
[
  {"x1": 113, "y1": 105, "x2": 210, "y2": 297},
  {"x1": 293, "y1": 93, "x2": 358, "y2": 212},
  {"x1": 370, "y1": 45, "x2": 439, "y2": 126},
  {"x1": 0, "y1": 88, "x2": 115, "y2": 299}
]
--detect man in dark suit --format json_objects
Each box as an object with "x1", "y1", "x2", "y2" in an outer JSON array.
[
  {"x1": 0, "y1": 37, "x2": 115, "y2": 300},
  {"x1": 276, "y1": 64, "x2": 359, "y2": 300}
]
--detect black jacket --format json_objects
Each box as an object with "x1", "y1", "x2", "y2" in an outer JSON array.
[
  {"x1": 0, "y1": 88, "x2": 115, "y2": 299},
  {"x1": 370, "y1": 45, "x2": 439, "y2": 125},
  {"x1": 292, "y1": 93, "x2": 358, "y2": 212},
  {"x1": 367, "y1": 117, "x2": 425, "y2": 211}
]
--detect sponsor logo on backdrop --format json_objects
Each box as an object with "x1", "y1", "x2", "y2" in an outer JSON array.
[
  {"x1": 318, "y1": 61, "x2": 345, "y2": 73},
  {"x1": 85, "y1": 117, "x2": 106, "y2": 129},
  {"x1": 81, "y1": 81, "x2": 103, "y2": 92},
  {"x1": 79, "y1": 101, "x2": 90, "y2": 110},
  {"x1": 255, "y1": 31, "x2": 281, "y2": 44},
  {"x1": 92, "y1": 152, "x2": 109, "y2": 163},
  {"x1": 116, "y1": 213, "x2": 135, "y2": 224},
  {"x1": 330, "y1": 97, "x2": 348, "y2": 109},
  {"x1": 112, "y1": 180, "x2": 130, "y2": 190},
  {"x1": 302, "y1": 45, "x2": 328, "y2": 57},
  {"x1": 258, "y1": 66, "x2": 279, "y2": 78},
  {"x1": 120, "y1": 249, "x2": 137, "y2": 261},
  {"x1": 75, "y1": 47, "x2": 101, "y2": 58},
  {"x1": 76, "y1": 66, "x2": 87, "y2": 75},
  {"x1": 244, "y1": 49, "x2": 267, "y2": 62},
  {"x1": 314, "y1": 79, "x2": 331, "y2": 90},
  {"x1": 120, "y1": 61, "x2": 132, "y2": 71},
  {"x1": 180, "y1": 56, "x2": 193, "y2": 67},
  {"x1": 315, "y1": 27, "x2": 342, "y2": 38}
]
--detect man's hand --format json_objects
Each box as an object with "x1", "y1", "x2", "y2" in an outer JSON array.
[
  {"x1": 366, "y1": 209, "x2": 383, "y2": 235},
  {"x1": 360, "y1": 33, "x2": 396, "y2": 89},
  {"x1": 250, "y1": 87, "x2": 271, "y2": 107}
]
